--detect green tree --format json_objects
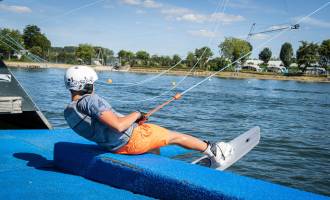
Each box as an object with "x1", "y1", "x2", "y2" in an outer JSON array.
[
  {"x1": 75, "y1": 44, "x2": 95, "y2": 64},
  {"x1": 259, "y1": 47, "x2": 272, "y2": 64},
  {"x1": 279, "y1": 42, "x2": 293, "y2": 67},
  {"x1": 23, "y1": 25, "x2": 51, "y2": 57},
  {"x1": 194, "y1": 46, "x2": 213, "y2": 69},
  {"x1": 219, "y1": 37, "x2": 252, "y2": 65},
  {"x1": 319, "y1": 39, "x2": 330, "y2": 68},
  {"x1": 296, "y1": 41, "x2": 319, "y2": 72},
  {"x1": 185, "y1": 52, "x2": 197, "y2": 68},
  {"x1": 29, "y1": 46, "x2": 42, "y2": 57},
  {"x1": 118, "y1": 50, "x2": 135, "y2": 66},
  {"x1": 54, "y1": 50, "x2": 76, "y2": 64},
  {"x1": 33, "y1": 34, "x2": 51, "y2": 56},
  {"x1": 126, "y1": 51, "x2": 135, "y2": 66},
  {"x1": 118, "y1": 50, "x2": 127, "y2": 59},
  {"x1": 0, "y1": 28, "x2": 23, "y2": 59},
  {"x1": 57, "y1": 51, "x2": 67, "y2": 63},
  {"x1": 23, "y1": 25, "x2": 41, "y2": 49},
  {"x1": 159, "y1": 56, "x2": 171, "y2": 67},
  {"x1": 59, "y1": 46, "x2": 77, "y2": 64},
  {"x1": 64, "y1": 53, "x2": 76, "y2": 64},
  {"x1": 208, "y1": 57, "x2": 230, "y2": 71},
  {"x1": 136, "y1": 50, "x2": 150, "y2": 66},
  {"x1": 171, "y1": 54, "x2": 182, "y2": 67},
  {"x1": 149, "y1": 55, "x2": 161, "y2": 67},
  {"x1": 63, "y1": 46, "x2": 77, "y2": 53}
]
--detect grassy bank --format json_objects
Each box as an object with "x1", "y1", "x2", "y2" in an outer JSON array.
[
  {"x1": 4, "y1": 61, "x2": 120, "y2": 71},
  {"x1": 4, "y1": 61, "x2": 330, "y2": 83}
]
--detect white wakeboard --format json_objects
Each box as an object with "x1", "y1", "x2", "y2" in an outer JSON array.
[{"x1": 192, "y1": 126, "x2": 260, "y2": 171}]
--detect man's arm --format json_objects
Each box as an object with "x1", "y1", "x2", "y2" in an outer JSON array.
[{"x1": 99, "y1": 110, "x2": 141, "y2": 132}]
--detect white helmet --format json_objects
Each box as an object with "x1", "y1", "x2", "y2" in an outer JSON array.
[{"x1": 64, "y1": 65, "x2": 98, "y2": 91}]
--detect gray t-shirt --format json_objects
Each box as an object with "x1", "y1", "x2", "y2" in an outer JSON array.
[{"x1": 64, "y1": 94, "x2": 136, "y2": 151}]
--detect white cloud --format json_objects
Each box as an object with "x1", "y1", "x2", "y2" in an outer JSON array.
[
  {"x1": 294, "y1": 16, "x2": 330, "y2": 28},
  {"x1": 176, "y1": 12, "x2": 244, "y2": 24},
  {"x1": 121, "y1": 1, "x2": 244, "y2": 24},
  {"x1": 136, "y1": 9, "x2": 146, "y2": 14},
  {"x1": 177, "y1": 13, "x2": 205, "y2": 23},
  {"x1": 143, "y1": 0, "x2": 162, "y2": 8},
  {"x1": 161, "y1": 4, "x2": 245, "y2": 24},
  {"x1": 120, "y1": 0, "x2": 162, "y2": 8},
  {"x1": 209, "y1": 12, "x2": 245, "y2": 24},
  {"x1": 188, "y1": 29, "x2": 217, "y2": 38},
  {"x1": 0, "y1": 4, "x2": 32, "y2": 13},
  {"x1": 160, "y1": 7, "x2": 191, "y2": 16},
  {"x1": 120, "y1": 0, "x2": 141, "y2": 5}
]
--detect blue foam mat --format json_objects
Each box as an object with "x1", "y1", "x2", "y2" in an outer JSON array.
[
  {"x1": 54, "y1": 141, "x2": 329, "y2": 200},
  {"x1": 0, "y1": 129, "x2": 153, "y2": 200}
]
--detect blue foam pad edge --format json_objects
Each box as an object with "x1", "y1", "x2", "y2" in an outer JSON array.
[{"x1": 54, "y1": 142, "x2": 329, "y2": 200}]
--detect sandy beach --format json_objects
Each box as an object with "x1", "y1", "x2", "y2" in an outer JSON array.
[{"x1": 5, "y1": 61, "x2": 330, "y2": 83}]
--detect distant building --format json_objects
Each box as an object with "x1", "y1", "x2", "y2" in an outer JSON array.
[
  {"x1": 243, "y1": 59, "x2": 287, "y2": 73},
  {"x1": 267, "y1": 64, "x2": 287, "y2": 73},
  {"x1": 246, "y1": 59, "x2": 263, "y2": 66},
  {"x1": 241, "y1": 65, "x2": 262, "y2": 72},
  {"x1": 305, "y1": 66, "x2": 326, "y2": 75},
  {"x1": 242, "y1": 59, "x2": 262, "y2": 72}
]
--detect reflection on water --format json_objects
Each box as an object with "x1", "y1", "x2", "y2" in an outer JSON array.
[{"x1": 10, "y1": 67, "x2": 330, "y2": 196}]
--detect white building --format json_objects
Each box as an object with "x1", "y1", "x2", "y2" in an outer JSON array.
[
  {"x1": 242, "y1": 60, "x2": 263, "y2": 72},
  {"x1": 305, "y1": 67, "x2": 326, "y2": 75},
  {"x1": 267, "y1": 63, "x2": 287, "y2": 73},
  {"x1": 243, "y1": 59, "x2": 287, "y2": 73}
]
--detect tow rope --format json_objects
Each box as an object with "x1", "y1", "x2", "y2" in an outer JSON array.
[{"x1": 138, "y1": 93, "x2": 182, "y2": 125}]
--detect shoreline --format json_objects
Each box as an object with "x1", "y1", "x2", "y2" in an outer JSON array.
[{"x1": 5, "y1": 61, "x2": 330, "y2": 83}]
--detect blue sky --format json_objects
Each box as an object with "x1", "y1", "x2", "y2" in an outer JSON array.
[{"x1": 0, "y1": 0, "x2": 329, "y2": 58}]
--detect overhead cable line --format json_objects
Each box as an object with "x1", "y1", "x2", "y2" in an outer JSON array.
[
  {"x1": 39, "y1": 0, "x2": 106, "y2": 24},
  {"x1": 247, "y1": 23, "x2": 299, "y2": 41}
]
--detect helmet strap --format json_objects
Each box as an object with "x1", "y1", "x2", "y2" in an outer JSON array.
[
  {"x1": 83, "y1": 84, "x2": 94, "y2": 94},
  {"x1": 70, "y1": 84, "x2": 94, "y2": 96}
]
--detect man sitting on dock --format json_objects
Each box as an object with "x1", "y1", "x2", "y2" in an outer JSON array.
[{"x1": 63, "y1": 66, "x2": 233, "y2": 166}]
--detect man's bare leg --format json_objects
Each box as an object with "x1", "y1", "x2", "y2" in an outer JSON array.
[
  {"x1": 167, "y1": 131, "x2": 207, "y2": 152},
  {"x1": 150, "y1": 130, "x2": 232, "y2": 165},
  {"x1": 167, "y1": 131, "x2": 233, "y2": 165}
]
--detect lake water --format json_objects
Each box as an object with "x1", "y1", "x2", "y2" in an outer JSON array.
[{"x1": 10, "y1": 67, "x2": 330, "y2": 196}]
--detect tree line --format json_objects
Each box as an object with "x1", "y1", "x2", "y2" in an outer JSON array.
[
  {"x1": 258, "y1": 40, "x2": 330, "y2": 72},
  {"x1": 0, "y1": 25, "x2": 329, "y2": 73},
  {"x1": 0, "y1": 25, "x2": 115, "y2": 65}
]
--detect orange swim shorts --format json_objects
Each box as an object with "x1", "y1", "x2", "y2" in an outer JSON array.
[{"x1": 116, "y1": 123, "x2": 169, "y2": 155}]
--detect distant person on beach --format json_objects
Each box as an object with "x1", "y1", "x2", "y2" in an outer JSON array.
[{"x1": 63, "y1": 65, "x2": 233, "y2": 166}]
